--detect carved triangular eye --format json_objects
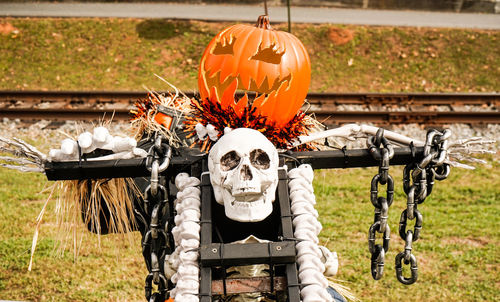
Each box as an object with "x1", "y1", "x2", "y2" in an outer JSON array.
[
  {"x1": 212, "y1": 36, "x2": 236, "y2": 55},
  {"x1": 250, "y1": 42, "x2": 285, "y2": 64}
]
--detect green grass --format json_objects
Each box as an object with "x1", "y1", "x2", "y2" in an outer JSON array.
[
  {"x1": 0, "y1": 159, "x2": 498, "y2": 301},
  {"x1": 0, "y1": 169, "x2": 146, "y2": 301},
  {"x1": 314, "y1": 163, "x2": 500, "y2": 301},
  {"x1": 1, "y1": 18, "x2": 499, "y2": 92}
]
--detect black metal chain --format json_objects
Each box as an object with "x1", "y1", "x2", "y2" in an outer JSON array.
[
  {"x1": 142, "y1": 134, "x2": 173, "y2": 301},
  {"x1": 367, "y1": 128, "x2": 394, "y2": 280},
  {"x1": 396, "y1": 129, "x2": 451, "y2": 285}
]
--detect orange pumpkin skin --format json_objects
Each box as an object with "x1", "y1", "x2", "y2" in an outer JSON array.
[{"x1": 198, "y1": 15, "x2": 311, "y2": 127}]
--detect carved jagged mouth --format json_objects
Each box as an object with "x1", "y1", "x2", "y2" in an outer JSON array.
[{"x1": 202, "y1": 69, "x2": 291, "y2": 109}]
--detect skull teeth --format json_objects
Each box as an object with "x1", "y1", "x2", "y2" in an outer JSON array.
[{"x1": 231, "y1": 198, "x2": 265, "y2": 207}]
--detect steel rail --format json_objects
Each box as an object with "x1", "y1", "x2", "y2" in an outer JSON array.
[
  {"x1": 2, "y1": 107, "x2": 499, "y2": 125},
  {"x1": 313, "y1": 111, "x2": 500, "y2": 125},
  {"x1": 1, "y1": 90, "x2": 498, "y2": 125},
  {"x1": 1, "y1": 90, "x2": 498, "y2": 106}
]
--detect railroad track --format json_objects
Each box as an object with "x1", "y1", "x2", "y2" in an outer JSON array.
[{"x1": 0, "y1": 91, "x2": 498, "y2": 125}]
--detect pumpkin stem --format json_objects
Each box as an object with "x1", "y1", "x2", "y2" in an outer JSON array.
[{"x1": 256, "y1": 15, "x2": 273, "y2": 30}]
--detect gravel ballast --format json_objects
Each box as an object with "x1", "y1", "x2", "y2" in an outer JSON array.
[{"x1": 1, "y1": 118, "x2": 498, "y2": 153}]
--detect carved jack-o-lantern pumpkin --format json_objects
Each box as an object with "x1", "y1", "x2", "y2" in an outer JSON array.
[{"x1": 198, "y1": 15, "x2": 311, "y2": 127}]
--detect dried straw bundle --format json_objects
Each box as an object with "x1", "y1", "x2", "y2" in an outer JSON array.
[
  {"x1": 327, "y1": 277, "x2": 360, "y2": 302},
  {"x1": 29, "y1": 177, "x2": 139, "y2": 270},
  {"x1": 184, "y1": 97, "x2": 318, "y2": 152}
]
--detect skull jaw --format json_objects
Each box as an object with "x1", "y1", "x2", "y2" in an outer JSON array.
[{"x1": 218, "y1": 185, "x2": 276, "y2": 222}]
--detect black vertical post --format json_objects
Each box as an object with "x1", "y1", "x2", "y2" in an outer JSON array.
[
  {"x1": 287, "y1": 0, "x2": 291, "y2": 33},
  {"x1": 277, "y1": 168, "x2": 300, "y2": 301},
  {"x1": 200, "y1": 160, "x2": 212, "y2": 302}
]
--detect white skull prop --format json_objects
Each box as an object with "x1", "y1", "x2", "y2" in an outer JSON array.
[{"x1": 208, "y1": 128, "x2": 279, "y2": 222}]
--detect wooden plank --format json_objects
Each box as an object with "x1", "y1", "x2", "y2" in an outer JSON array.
[{"x1": 211, "y1": 276, "x2": 287, "y2": 295}]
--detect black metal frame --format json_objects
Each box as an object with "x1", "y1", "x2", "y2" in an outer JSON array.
[
  {"x1": 198, "y1": 167, "x2": 300, "y2": 301},
  {"x1": 43, "y1": 147, "x2": 425, "y2": 301}
]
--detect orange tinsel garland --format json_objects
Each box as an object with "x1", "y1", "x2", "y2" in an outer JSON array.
[{"x1": 184, "y1": 98, "x2": 314, "y2": 151}]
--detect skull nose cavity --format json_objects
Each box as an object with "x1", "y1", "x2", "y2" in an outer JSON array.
[{"x1": 240, "y1": 164, "x2": 253, "y2": 181}]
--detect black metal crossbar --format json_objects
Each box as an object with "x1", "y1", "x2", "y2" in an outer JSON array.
[
  {"x1": 290, "y1": 146, "x2": 424, "y2": 170},
  {"x1": 200, "y1": 242, "x2": 296, "y2": 267},
  {"x1": 44, "y1": 147, "x2": 424, "y2": 180},
  {"x1": 44, "y1": 152, "x2": 203, "y2": 180}
]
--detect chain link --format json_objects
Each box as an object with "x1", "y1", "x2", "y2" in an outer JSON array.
[
  {"x1": 367, "y1": 128, "x2": 394, "y2": 280},
  {"x1": 145, "y1": 135, "x2": 172, "y2": 196},
  {"x1": 367, "y1": 128, "x2": 450, "y2": 285},
  {"x1": 142, "y1": 134, "x2": 173, "y2": 301},
  {"x1": 395, "y1": 251, "x2": 418, "y2": 285},
  {"x1": 396, "y1": 129, "x2": 451, "y2": 285}
]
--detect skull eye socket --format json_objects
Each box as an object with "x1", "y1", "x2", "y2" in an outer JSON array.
[
  {"x1": 221, "y1": 151, "x2": 241, "y2": 171},
  {"x1": 250, "y1": 149, "x2": 270, "y2": 169}
]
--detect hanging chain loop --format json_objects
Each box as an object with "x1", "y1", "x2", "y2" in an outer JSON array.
[
  {"x1": 395, "y1": 252, "x2": 418, "y2": 285},
  {"x1": 367, "y1": 128, "x2": 450, "y2": 285},
  {"x1": 396, "y1": 129, "x2": 451, "y2": 285},
  {"x1": 367, "y1": 128, "x2": 394, "y2": 281},
  {"x1": 142, "y1": 133, "x2": 173, "y2": 301}
]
